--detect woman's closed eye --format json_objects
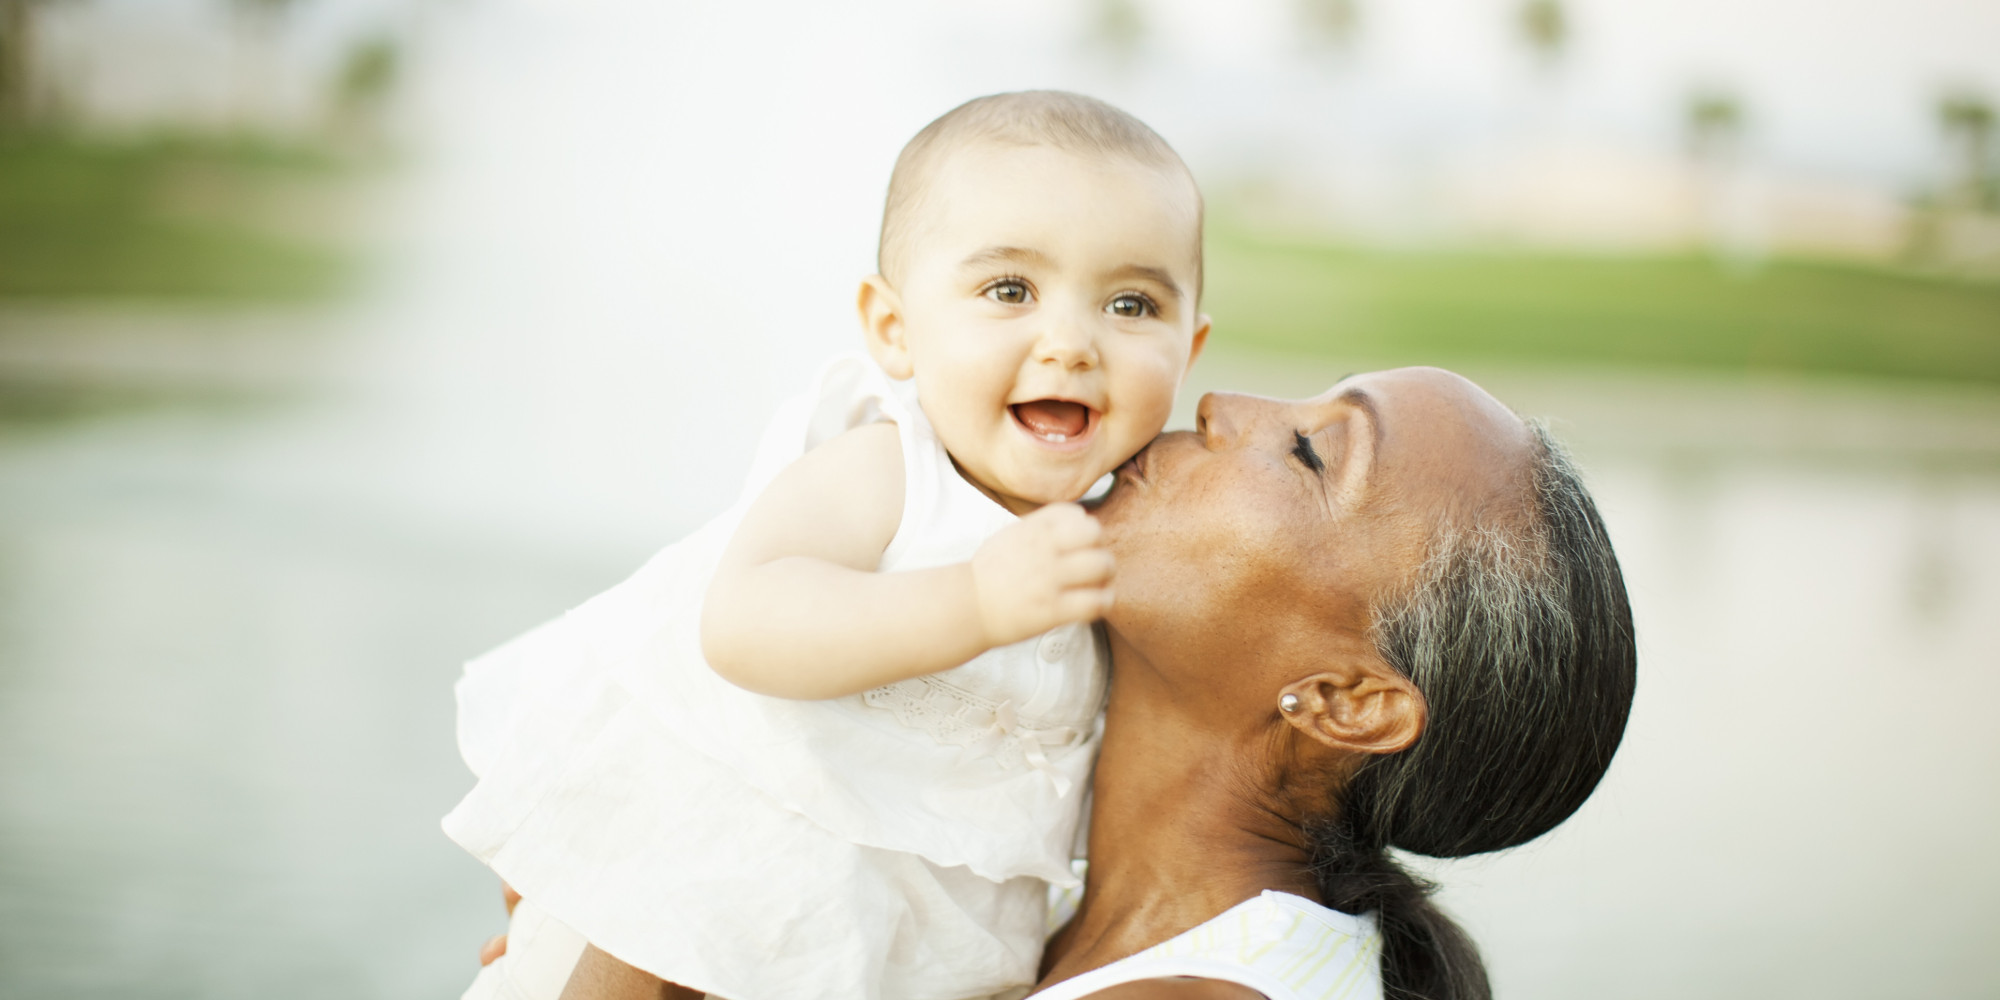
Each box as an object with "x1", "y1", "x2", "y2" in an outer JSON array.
[
  {"x1": 1106, "y1": 292, "x2": 1158, "y2": 319},
  {"x1": 1291, "y1": 431, "x2": 1325, "y2": 474},
  {"x1": 983, "y1": 277, "x2": 1033, "y2": 305}
]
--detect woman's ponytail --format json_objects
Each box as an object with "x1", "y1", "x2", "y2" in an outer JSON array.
[{"x1": 1307, "y1": 817, "x2": 1489, "y2": 1000}]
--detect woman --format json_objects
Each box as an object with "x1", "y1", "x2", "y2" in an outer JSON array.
[{"x1": 515, "y1": 366, "x2": 1636, "y2": 1000}]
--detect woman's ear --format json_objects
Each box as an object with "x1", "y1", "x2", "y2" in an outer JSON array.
[
  {"x1": 858, "y1": 275, "x2": 913, "y2": 379},
  {"x1": 1279, "y1": 660, "x2": 1425, "y2": 756}
]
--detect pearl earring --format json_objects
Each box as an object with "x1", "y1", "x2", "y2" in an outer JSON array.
[{"x1": 1279, "y1": 693, "x2": 1301, "y2": 714}]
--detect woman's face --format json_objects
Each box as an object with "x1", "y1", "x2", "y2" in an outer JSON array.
[{"x1": 1093, "y1": 367, "x2": 1535, "y2": 700}]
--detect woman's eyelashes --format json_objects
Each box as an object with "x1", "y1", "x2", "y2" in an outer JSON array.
[{"x1": 1291, "y1": 431, "x2": 1326, "y2": 474}]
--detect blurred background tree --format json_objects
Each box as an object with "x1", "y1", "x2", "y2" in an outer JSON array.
[
  {"x1": 229, "y1": 0, "x2": 309, "y2": 131},
  {"x1": 1686, "y1": 89, "x2": 1746, "y2": 162},
  {"x1": 1938, "y1": 89, "x2": 1996, "y2": 212},
  {"x1": 0, "y1": 0, "x2": 29, "y2": 126},
  {"x1": 1515, "y1": 0, "x2": 1568, "y2": 133},
  {"x1": 1517, "y1": 0, "x2": 1567, "y2": 73},
  {"x1": 329, "y1": 32, "x2": 399, "y2": 153},
  {"x1": 1684, "y1": 87, "x2": 1756, "y2": 264},
  {"x1": 0, "y1": 0, "x2": 59, "y2": 129},
  {"x1": 1085, "y1": 0, "x2": 1146, "y2": 70},
  {"x1": 1296, "y1": 0, "x2": 1360, "y2": 57}
]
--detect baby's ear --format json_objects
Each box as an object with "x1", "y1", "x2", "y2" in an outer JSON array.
[
  {"x1": 858, "y1": 276, "x2": 914, "y2": 379},
  {"x1": 1185, "y1": 314, "x2": 1212, "y2": 380}
]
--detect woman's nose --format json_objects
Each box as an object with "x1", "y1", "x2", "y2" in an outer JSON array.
[{"x1": 1196, "y1": 392, "x2": 1266, "y2": 447}]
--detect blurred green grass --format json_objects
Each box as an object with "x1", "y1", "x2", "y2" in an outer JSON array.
[
  {"x1": 1207, "y1": 230, "x2": 2000, "y2": 383},
  {"x1": 5, "y1": 137, "x2": 1997, "y2": 385},
  {"x1": 0, "y1": 134, "x2": 353, "y2": 301}
]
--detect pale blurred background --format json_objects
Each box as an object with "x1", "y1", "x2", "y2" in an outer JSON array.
[{"x1": 1, "y1": 0, "x2": 1996, "y2": 997}]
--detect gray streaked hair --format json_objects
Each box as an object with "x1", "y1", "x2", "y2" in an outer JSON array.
[{"x1": 1308, "y1": 421, "x2": 1637, "y2": 1000}]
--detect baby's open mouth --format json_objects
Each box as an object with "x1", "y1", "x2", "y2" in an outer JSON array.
[{"x1": 1011, "y1": 400, "x2": 1095, "y2": 445}]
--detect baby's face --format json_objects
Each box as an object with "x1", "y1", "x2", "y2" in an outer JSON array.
[{"x1": 881, "y1": 143, "x2": 1208, "y2": 514}]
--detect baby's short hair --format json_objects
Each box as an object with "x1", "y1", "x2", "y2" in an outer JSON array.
[{"x1": 877, "y1": 90, "x2": 1202, "y2": 293}]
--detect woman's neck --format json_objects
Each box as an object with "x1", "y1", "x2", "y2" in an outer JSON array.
[{"x1": 1037, "y1": 637, "x2": 1321, "y2": 987}]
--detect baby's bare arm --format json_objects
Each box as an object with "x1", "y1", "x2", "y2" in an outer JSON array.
[
  {"x1": 701, "y1": 421, "x2": 1114, "y2": 700},
  {"x1": 703, "y1": 422, "x2": 979, "y2": 699}
]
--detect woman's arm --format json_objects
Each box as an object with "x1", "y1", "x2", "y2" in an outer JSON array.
[{"x1": 701, "y1": 421, "x2": 1114, "y2": 701}]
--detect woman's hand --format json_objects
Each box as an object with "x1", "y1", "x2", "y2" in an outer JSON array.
[{"x1": 971, "y1": 502, "x2": 1116, "y2": 647}]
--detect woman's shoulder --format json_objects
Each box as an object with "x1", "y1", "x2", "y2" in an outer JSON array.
[
  {"x1": 1072, "y1": 977, "x2": 1266, "y2": 999},
  {"x1": 1035, "y1": 892, "x2": 1383, "y2": 1000}
]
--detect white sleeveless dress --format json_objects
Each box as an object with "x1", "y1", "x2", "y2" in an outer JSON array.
[{"x1": 443, "y1": 356, "x2": 1107, "y2": 1000}]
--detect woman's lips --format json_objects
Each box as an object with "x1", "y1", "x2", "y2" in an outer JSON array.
[
  {"x1": 1116, "y1": 443, "x2": 1151, "y2": 483},
  {"x1": 1119, "y1": 430, "x2": 1200, "y2": 485},
  {"x1": 1088, "y1": 442, "x2": 1151, "y2": 512}
]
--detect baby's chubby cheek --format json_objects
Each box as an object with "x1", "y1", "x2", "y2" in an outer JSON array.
[{"x1": 1102, "y1": 408, "x2": 1175, "y2": 466}]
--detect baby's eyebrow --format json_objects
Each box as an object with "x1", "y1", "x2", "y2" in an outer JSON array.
[
  {"x1": 1106, "y1": 264, "x2": 1185, "y2": 301},
  {"x1": 959, "y1": 246, "x2": 1050, "y2": 272}
]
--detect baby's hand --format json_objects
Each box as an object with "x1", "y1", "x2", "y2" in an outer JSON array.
[{"x1": 971, "y1": 503, "x2": 1115, "y2": 649}]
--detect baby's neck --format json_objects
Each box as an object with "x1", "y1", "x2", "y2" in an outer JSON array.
[{"x1": 944, "y1": 452, "x2": 1044, "y2": 516}]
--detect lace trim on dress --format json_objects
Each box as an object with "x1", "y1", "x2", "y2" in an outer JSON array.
[{"x1": 862, "y1": 676, "x2": 1085, "y2": 794}]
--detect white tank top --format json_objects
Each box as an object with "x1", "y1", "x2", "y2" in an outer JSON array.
[{"x1": 1033, "y1": 892, "x2": 1384, "y2": 1000}]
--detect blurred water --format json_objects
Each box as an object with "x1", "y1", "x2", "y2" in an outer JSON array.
[
  {"x1": 0, "y1": 393, "x2": 620, "y2": 999},
  {"x1": 2, "y1": 331, "x2": 1997, "y2": 999}
]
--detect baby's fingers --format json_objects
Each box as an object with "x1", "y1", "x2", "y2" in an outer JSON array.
[
  {"x1": 1035, "y1": 502, "x2": 1103, "y2": 549},
  {"x1": 1055, "y1": 585, "x2": 1115, "y2": 623},
  {"x1": 1055, "y1": 548, "x2": 1116, "y2": 587}
]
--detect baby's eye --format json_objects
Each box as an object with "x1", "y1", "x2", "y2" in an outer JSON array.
[
  {"x1": 1107, "y1": 293, "x2": 1155, "y2": 319},
  {"x1": 986, "y1": 280, "x2": 1032, "y2": 305}
]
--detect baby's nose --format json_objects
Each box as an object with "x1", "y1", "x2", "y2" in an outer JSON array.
[{"x1": 1034, "y1": 316, "x2": 1099, "y2": 368}]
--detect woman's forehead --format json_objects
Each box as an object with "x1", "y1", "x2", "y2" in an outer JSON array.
[
  {"x1": 1319, "y1": 368, "x2": 1534, "y2": 511},
  {"x1": 1322, "y1": 369, "x2": 1521, "y2": 434}
]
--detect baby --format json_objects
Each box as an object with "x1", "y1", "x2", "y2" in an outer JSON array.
[{"x1": 447, "y1": 91, "x2": 1210, "y2": 1000}]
